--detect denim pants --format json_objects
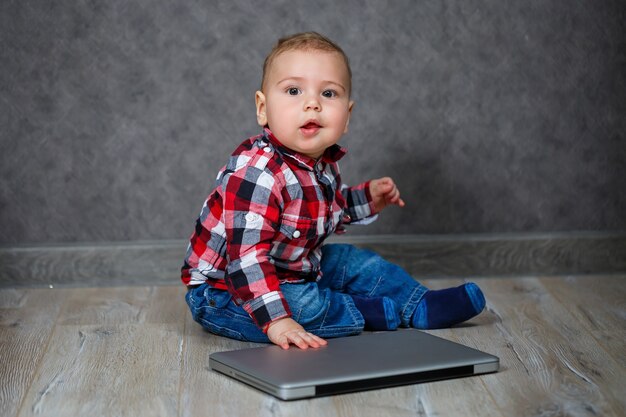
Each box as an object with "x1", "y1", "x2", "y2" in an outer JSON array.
[{"x1": 185, "y1": 243, "x2": 428, "y2": 342}]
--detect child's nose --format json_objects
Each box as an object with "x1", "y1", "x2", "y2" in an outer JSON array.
[{"x1": 304, "y1": 96, "x2": 321, "y2": 111}]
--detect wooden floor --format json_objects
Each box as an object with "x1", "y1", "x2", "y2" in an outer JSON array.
[{"x1": 1, "y1": 275, "x2": 624, "y2": 417}]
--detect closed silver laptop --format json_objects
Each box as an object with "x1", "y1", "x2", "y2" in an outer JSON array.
[{"x1": 209, "y1": 329, "x2": 499, "y2": 400}]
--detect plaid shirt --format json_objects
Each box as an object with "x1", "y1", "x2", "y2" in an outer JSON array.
[{"x1": 182, "y1": 128, "x2": 377, "y2": 330}]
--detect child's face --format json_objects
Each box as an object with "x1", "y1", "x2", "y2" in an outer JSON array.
[{"x1": 255, "y1": 49, "x2": 354, "y2": 159}]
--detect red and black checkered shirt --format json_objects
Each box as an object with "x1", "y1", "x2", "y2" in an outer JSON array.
[{"x1": 182, "y1": 128, "x2": 377, "y2": 330}]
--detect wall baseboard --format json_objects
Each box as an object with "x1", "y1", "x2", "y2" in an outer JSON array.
[{"x1": 1, "y1": 232, "x2": 625, "y2": 288}]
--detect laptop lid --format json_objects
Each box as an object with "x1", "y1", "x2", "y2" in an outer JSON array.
[{"x1": 209, "y1": 329, "x2": 499, "y2": 400}]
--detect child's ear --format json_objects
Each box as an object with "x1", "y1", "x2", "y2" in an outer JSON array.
[
  {"x1": 343, "y1": 100, "x2": 355, "y2": 133},
  {"x1": 255, "y1": 91, "x2": 268, "y2": 127}
]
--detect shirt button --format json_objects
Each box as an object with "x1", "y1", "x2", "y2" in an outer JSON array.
[
  {"x1": 245, "y1": 213, "x2": 260, "y2": 222},
  {"x1": 292, "y1": 230, "x2": 301, "y2": 238},
  {"x1": 263, "y1": 146, "x2": 271, "y2": 153}
]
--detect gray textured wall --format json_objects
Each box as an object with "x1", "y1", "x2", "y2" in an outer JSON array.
[{"x1": 1, "y1": 0, "x2": 625, "y2": 245}]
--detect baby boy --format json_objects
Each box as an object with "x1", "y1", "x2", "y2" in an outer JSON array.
[{"x1": 182, "y1": 32, "x2": 485, "y2": 349}]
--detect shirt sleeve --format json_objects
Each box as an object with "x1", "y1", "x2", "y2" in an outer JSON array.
[
  {"x1": 340, "y1": 181, "x2": 379, "y2": 224},
  {"x1": 221, "y1": 163, "x2": 291, "y2": 330}
]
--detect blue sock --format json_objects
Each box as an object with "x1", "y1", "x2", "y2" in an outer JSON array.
[
  {"x1": 350, "y1": 295, "x2": 400, "y2": 331},
  {"x1": 412, "y1": 283, "x2": 485, "y2": 329}
]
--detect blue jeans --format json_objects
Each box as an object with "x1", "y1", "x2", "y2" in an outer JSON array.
[{"x1": 185, "y1": 243, "x2": 428, "y2": 343}]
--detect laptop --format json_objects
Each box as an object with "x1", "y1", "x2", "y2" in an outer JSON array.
[{"x1": 209, "y1": 329, "x2": 499, "y2": 400}]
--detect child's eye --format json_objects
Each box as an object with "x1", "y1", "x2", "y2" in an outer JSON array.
[
  {"x1": 286, "y1": 87, "x2": 301, "y2": 95},
  {"x1": 322, "y1": 90, "x2": 337, "y2": 98}
]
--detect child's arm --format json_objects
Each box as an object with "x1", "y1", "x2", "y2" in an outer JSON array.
[
  {"x1": 266, "y1": 317, "x2": 327, "y2": 350},
  {"x1": 369, "y1": 177, "x2": 405, "y2": 213}
]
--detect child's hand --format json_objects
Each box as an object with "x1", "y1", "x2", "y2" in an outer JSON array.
[
  {"x1": 370, "y1": 177, "x2": 405, "y2": 213},
  {"x1": 266, "y1": 317, "x2": 327, "y2": 350}
]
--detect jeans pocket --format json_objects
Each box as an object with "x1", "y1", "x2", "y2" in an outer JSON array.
[
  {"x1": 185, "y1": 285, "x2": 232, "y2": 321},
  {"x1": 203, "y1": 286, "x2": 233, "y2": 308},
  {"x1": 186, "y1": 285, "x2": 270, "y2": 343}
]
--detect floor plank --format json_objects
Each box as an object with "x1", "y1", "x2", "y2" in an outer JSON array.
[
  {"x1": 328, "y1": 378, "x2": 502, "y2": 417},
  {"x1": 540, "y1": 275, "x2": 626, "y2": 368},
  {"x1": 469, "y1": 277, "x2": 624, "y2": 416},
  {"x1": 17, "y1": 324, "x2": 182, "y2": 417},
  {"x1": 56, "y1": 286, "x2": 185, "y2": 326},
  {"x1": 12, "y1": 286, "x2": 186, "y2": 417},
  {"x1": 0, "y1": 289, "x2": 67, "y2": 417}
]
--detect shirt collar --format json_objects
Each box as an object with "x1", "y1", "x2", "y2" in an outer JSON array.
[{"x1": 263, "y1": 128, "x2": 347, "y2": 171}]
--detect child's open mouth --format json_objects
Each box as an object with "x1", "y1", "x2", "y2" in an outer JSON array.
[{"x1": 300, "y1": 120, "x2": 321, "y2": 136}]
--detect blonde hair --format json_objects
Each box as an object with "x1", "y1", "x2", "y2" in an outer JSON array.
[{"x1": 261, "y1": 32, "x2": 352, "y2": 94}]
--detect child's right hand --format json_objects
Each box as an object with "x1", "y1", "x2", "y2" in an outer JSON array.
[{"x1": 266, "y1": 317, "x2": 328, "y2": 350}]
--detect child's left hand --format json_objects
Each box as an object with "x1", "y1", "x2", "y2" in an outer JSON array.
[{"x1": 370, "y1": 177, "x2": 406, "y2": 213}]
